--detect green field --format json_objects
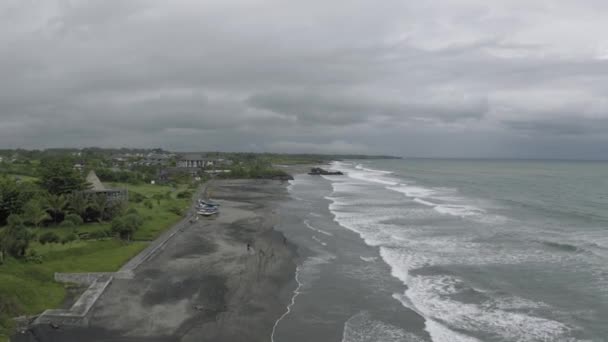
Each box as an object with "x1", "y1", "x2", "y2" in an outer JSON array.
[{"x1": 0, "y1": 182, "x2": 196, "y2": 341}]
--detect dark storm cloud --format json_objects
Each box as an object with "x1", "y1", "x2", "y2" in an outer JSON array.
[{"x1": 1, "y1": 0, "x2": 608, "y2": 158}]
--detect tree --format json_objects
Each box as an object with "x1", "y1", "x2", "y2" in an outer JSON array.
[
  {"x1": 44, "y1": 194, "x2": 68, "y2": 225},
  {"x1": 0, "y1": 175, "x2": 23, "y2": 225},
  {"x1": 67, "y1": 192, "x2": 91, "y2": 220},
  {"x1": 22, "y1": 199, "x2": 50, "y2": 228},
  {"x1": 91, "y1": 195, "x2": 109, "y2": 222},
  {"x1": 0, "y1": 175, "x2": 39, "y2": 225},
  {"x1": 0, "y1": 214, "x2": 34, "y2": 258},
  {"x1": 111, "y1": 213, "x2": 143, "y2": 241},
  {"x1": 37, "y1": 158, "x2": 89, "y2": 195}
]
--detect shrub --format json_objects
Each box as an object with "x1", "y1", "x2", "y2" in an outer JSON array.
[
  {"x1": 64, "y1": 213, "x2": 83, "y2": 226},
  {"x1": 59, "y1": 220, "x2": 75, "y2": 228},
  {"x1": 111, "y1": 213, "x2": 143, "y2": 241},
  {"x1": 176, "y1": 190, "x2": 193, "y2": 199},
  {"x1": 143, "y1": 199, "x2": 153, "y2": 209},
  {"x1": 24, "y1": 249, "x2": 43, "y2": 264},
  {"x1": 126, "y1": 207, "x2": 139, "y2": 215},
  {"x1": 168, "y1": 205, "x2": 183, "y2": 216},
  {"x1": 88, "y1": 229, "x2": 112, "y2": 240},
  {"x1": 128, "y1": 191, "x2": 145, "y2": 203},
  {"x1": 38, "y1": 231, "x2": 60, "y2": 245},
  {"x1": 61, "y1": 232, "x2": 77, "y2": 245}
]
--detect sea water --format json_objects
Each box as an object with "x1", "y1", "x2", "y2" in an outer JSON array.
[{"x1": 273, "y1": 159, "x2": 608, "y2": 342}]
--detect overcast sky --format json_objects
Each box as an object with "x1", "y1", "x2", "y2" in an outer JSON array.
[{"x1": 2, "y1": 0, "x2": 608, "y2": 158}]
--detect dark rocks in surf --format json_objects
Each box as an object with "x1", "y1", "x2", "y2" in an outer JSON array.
[{"x1": 308, "y1": 167, "x2": 343, "y2": 176}]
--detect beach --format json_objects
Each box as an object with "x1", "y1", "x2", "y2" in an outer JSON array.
[{"x1": 16, "y1": 179, "x2": 298, "y2": 342}]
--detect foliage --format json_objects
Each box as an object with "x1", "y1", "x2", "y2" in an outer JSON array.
[
  {"x1": 22, "y1": 199, "x2": 50, "y2": 228},
  {"x1": 59, "y1": 220, "x2": 75, "y2": 229},
  {"x1": 43, "y1": 194, "x2": 68, "y2": 225},
  {"x1": 176, "y1": 190, "x2": 193, "y2": 199},
  {"x1": 0, "y1": 215, "x2": 34, "y2": 258},
  {"x1": 90, "y1": 195, "x2": 110, "y2": 222},
  {"x1": 37, "y1": 158, "x2": 89, "y2": 195},
  {"x1": 126, "y1": 207, "x2": 139, "y2": 215},
  {"x1": 111, "y1": 212, "x2": 143, "y2": 241},
  {"x1": 0, "y1": 176, "x2": 40, "y2": 226},
  {"x1": 143, "y1": 199, "x2": 153, "y2": 209},
  {"x1": 168, "y1": 205, "x2": 182, "y2": 216},
  {"x1": 151, "y1": 193, "x2": 164, "y2": 205},
  {"x1": 64, "y1": 213, "x2": 84, "y2": 226},
  {"x1": 67, "y1": 192, "x2": 91, "y2": 219},
  {"x1": 128, "y1": 191, "x2": 146, "y2": 203},
  {"x1": 96, "y1": 168, "x2": 142, "y2": 184},
  {"x1": 61, "y1": 233, "x2": 77, "y2": 245},
  {"x1": 38, "y1": 231, "x2": 60, "y2": 245}
]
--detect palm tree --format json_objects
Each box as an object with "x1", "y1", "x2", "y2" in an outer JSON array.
[
  {"x1": 23, "y1": 199, "x2": 51, "y2": 228},
  {"x1": 91, "y1": 194, "x2": 109, "y2": 222},
  {"x1": 68, "y1": 192, "x2": 91, "y2": 220},
  {"x1": 44, "y1": 194, "x2": 68, "y2": 225}
]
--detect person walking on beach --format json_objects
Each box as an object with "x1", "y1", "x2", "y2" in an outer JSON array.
[{"x1": 247, "y1": 243, "x2": 251, "y2": 253}]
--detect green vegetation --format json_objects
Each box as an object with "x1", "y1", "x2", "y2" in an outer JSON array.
[{"x1": 0, "y1": 154, "x2": 193, "y2": 339}]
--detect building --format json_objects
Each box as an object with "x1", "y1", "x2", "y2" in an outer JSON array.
[
  {"x1": 177, "y1": 154, "x2": 211, "y2": 168},
  {"x1": 83, "y1": 170, "x2": 128, "y2": 201},
  {"x1": 139, "y1": 153, "x2": 173, "y2": 167}
]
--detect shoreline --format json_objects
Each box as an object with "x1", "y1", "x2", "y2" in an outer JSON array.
[{"x1": 15, "y1": 179, "x2": 298, "y2": 342}]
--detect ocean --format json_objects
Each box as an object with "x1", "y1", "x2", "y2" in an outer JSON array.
[{"x1": 272, "y1": 159, "x2": 608, "y2": 342}]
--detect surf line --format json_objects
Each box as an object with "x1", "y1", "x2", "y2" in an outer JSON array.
[
  {"x1": 270, "y1": 263, "x2": 304, "y2": 342},
  {"x1": 304, "y1": 219, "x2": 333, "y2": 236}
]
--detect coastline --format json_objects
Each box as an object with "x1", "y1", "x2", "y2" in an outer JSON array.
[{"x1": 15, "y1": 179, "x2": 298, "y2": 342}]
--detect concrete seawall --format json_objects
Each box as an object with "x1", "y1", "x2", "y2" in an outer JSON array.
[{"x1": 31, "y1": 187, "x2": 204, "y2": 328}]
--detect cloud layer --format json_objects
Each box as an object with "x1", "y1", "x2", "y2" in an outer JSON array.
[{"x1": 1, "y1": 0, "x2": 608, "y2": 158}]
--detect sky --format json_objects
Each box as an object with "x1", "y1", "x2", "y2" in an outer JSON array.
[{"x1": 1, "y1": 0, "x2": 608, "y2": 159}]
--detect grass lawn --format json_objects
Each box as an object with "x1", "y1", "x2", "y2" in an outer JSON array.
[
  {"x1": 0, "y1": 181, "x2": 197, "y2": 341},
  {"x1": 9, "y1": 174, "x2": 38, "y2": 183}
]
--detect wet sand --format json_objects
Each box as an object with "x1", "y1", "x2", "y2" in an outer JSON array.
[{"x1": 18, "y1": 179, "x2": 297, "y2": 342}]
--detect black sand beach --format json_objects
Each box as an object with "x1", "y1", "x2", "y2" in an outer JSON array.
[{"x1": 15, "y1": 179, "x2": 297, "y2": 342}]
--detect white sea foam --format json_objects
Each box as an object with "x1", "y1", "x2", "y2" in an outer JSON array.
[
  {"x1": 312, "y1": 235, "x2": 327, "y2": 246},
  {"x1": 347, "y1": 171, "x2": 400, "y2": 186},
  {"x1": 400, "y1": 275, "x2": 573, "y2": 342},
  {"x1": 388, "y1": 185, "x2": 436, "y2": 198},
  {"x1": 341, "y1": 311, "x2": 425, "y2": 342},
  {"x1": 271, "y1": 254, "x2": 334, "y2": 342},
  {"x1": 359, "y1": 256, "x2": 378, "y2": 263},
  {"x1": 304, "y1": 219, "x2": 333, "y2": 236},
  {"x1": 424, "y1": 319, "x2": 481, "y2": 342},
  {"x1": 355, "y1": 164, "x2": 394, "y2": 174},
  {"x1": 413, "y1": 198, "x2": 436, "y2": 207},
  {"x1": 433, "y1": 204, "x2": 485, "y2": 218},
  {"x1": 309, "y1": 212, "x2": 323, "y2": 218}
]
